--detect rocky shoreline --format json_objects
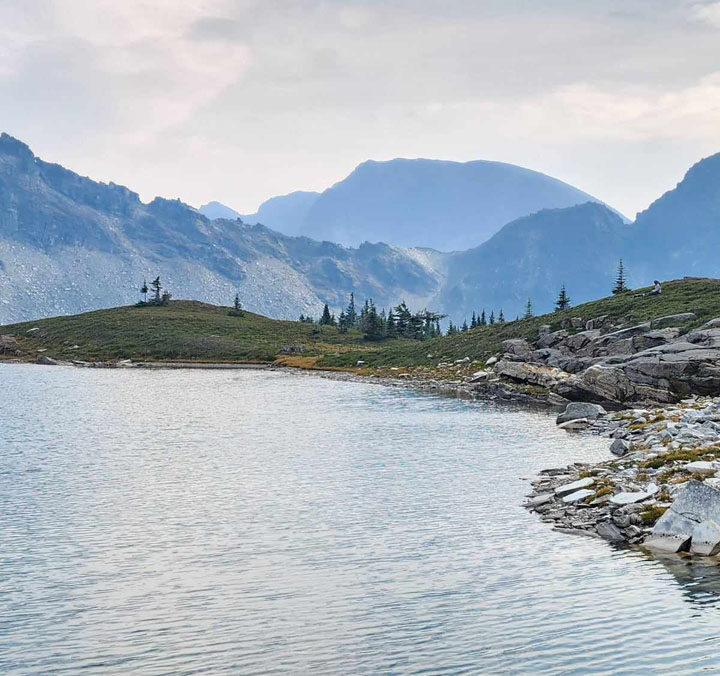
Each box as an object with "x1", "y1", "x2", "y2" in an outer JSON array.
[{"x1": 526, "y1": 398, "x2": 720, "y2": 553}]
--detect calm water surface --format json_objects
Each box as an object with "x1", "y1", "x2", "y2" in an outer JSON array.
[{"x1": 2, "y1": 364, "x2": 720, "y2": 674}]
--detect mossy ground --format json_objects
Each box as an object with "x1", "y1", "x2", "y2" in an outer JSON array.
[
  {"x1": 2, "y1": 277, "x2": 720, "y2": 366},
  {"x1": 0, "y1": 301, "x2": 385, "y2": 363}
]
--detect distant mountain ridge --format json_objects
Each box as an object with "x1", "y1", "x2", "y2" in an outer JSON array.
[
  {"x1": 0, "y1": 133, "x2": 443, "y2": 324},
  {"x1": 3, "y1": 133, "x2": 720, "y2": 326},
  {"x1": 225, "y1": 157, "x2": 625, "y2": 251}
]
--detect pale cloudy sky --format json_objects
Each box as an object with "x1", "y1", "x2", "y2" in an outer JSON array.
[{"x1": 1, "y1": 0, "x2": 720, "y2": 219}]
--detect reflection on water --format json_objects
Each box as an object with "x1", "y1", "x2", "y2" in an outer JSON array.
[
  {"x1": 2, "y1": 364, "x2": 720, "y2": 674},
  {"x1": 637, "y1": 549, "x2": 720, "y2": 607}
]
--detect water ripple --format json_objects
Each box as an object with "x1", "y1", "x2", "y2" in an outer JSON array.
[{"x1": 2, "y1": 364, "x2": 720, "y2": 674}]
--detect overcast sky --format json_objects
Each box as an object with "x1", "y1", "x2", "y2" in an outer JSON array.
[{"x1": 2, "y1": 0, "x2": 720, "y2": 219}]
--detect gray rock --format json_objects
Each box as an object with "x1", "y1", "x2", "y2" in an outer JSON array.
[
  {"x1": 556, "y1": 401, "x2": 607, "y2": 424},
  {"x1": 585, "y1": 315, "x2": 608, "y2": 331},
  {"x1": 650, "y1": 312, "x2": 696, "y2": 329},
  {"x1": 538, "y1": 325, "x2": 551, "y2": 337},
  {"x1": 563, "y1": 331, "x2": 600, "y2": 352},
  {"x1": 555, "y1": 477, "x2": 594, "y2": 497},
  {"x1": 684, "y1": 461, "x2": 719, "y2": 476},
  {"x1": 557, "y1": 418, "x2": 589, "y2": 430},
  {"x1": 646, "y1": 480, "x2": 720, "y2": 553},
  {"x1": 501, "y1": 338, "x2": 532, "y2": 358},
  {"x1": 562, "y1": 488, "x2": 595, "y2": 504},
  {"x1": 610, "y1": 484, "x2": 659, "y2": 506},
  {"x1": 36, "y1": 355, "x2": 58, "y2": 365},
  {"x1": 485, "y1": 356, "x2": 498, "y2": 366},
  {"x1": 702, "y1": 318, "x2": 720, "y2": 329},
  {"x1": 570, "y1": 317, "x2": 585, "y2": 329},
  {"x1": 467, "y1": 370, "x2": 490, "y2": 383},
  {"x1": 596, "y1": 521, "x2": 626, "y2": 542},
  {"x1": 537, "y1": 330, "x2": 568, "y2": 349},
  {"x1": 528, "y1": 493, "x2": 554, "y2": 507},
  {"x1": 612, "y1": 511, "x2": 632, "y2": 528},
  {"x1": 690, "y1": 520, "x2": 720, "y2": 556},
  {"x1": 610, "y1": 438, "x2": 632, "y2": 456},
  {"x1": 494, "y1": 360, "x2": 569, "y2": 388}
]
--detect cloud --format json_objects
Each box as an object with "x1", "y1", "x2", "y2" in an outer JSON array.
[
  {"x1": 1, "y1": 0, "x2": 719, "y2": 221},
  {"x1": 691, "y1": 1, "x2": 720, "y2": 27}
]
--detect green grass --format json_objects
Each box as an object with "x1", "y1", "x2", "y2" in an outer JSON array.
[
  {"x1": 2, "y1": 278, "x2": 720, "y2": 366},
  {"x1": 0, "y1": 301, "x2": 379, "y2": 363},
  {"x1": 318, "y1": 278, "x2": 720, "y2": 367}
]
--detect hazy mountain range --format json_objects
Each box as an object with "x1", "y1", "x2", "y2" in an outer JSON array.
[
  {"x1": 202, "y1": 158, "x2": 625, "y2": 251},
  {"x1": 2, "y1": 131, "x2": 719, "y2": 326}
]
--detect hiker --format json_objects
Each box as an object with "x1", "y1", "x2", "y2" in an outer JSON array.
[{"x1": 634, "y1": 280, "x2": 661, "y2": 297}]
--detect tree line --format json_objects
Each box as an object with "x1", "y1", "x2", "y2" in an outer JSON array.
[{"x1": 301, "y1": 294, "x2": 447, "y2": 341}]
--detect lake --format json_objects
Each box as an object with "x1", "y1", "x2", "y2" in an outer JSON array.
[{"x1": 2, "y1": 364, "x2": 720, "y2": 674}]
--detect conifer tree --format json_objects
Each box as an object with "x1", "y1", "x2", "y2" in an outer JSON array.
[
  {"x1": 386, "y1": 310, "x2": 397, "y2": 338},
  {"x1": 150, "y1": 276, "x2": 162, "y2": 304},
  {"x1": 140, "y1": 280, "x2": 148, "y2": 303},
  {"x1": 498, "y1": 309, "x2": 505, "y2": 323},
  {"x1": 524, "y1": 298, "x2": 533, "y2": 319},
  {"x1": 362, "y1": 301, "x2": 386, "y2": 341},
  {"x1": 345, "y1": 293, "x2": 358, "y2": 327},
  {"x1": 480, "y1": 309, "x2": 487, "y2": 326},
  {"x1": 462, "y1": 320, "x2": 469, "y2": 332},
  {"x1": 489, "y1": 311, "x2": 495, "y2": 325},
  {"x1": 470, "y1": 311, "x2": 477, "y2": 329},
  {"x1": 320, "y1": 303, "x2": 333, "y2": 325},
  {"x1": 446, "y1": 321, "x2": 457, "y2": 336},
  {"x1": 613, "y1": 259, "x2": 628, "y2": 294},
  {"x1": 394, "y1": 301, "x2": 412, "y2": 337},
  {"x1": 555, "y1": 284, "x2": 570, "y2": 311},
  {"x1": 338, "y1": 310, "x2": 348, "y2": 332}
]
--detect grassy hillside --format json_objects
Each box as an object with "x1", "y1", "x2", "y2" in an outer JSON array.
[
  {"x1": 319, "y1": 278, "x2": 720, "y2": 368},
  {"x1": 0, "y1": 301, "x2": 379, "y2": 363},
  {"x1": 2, "y1": 279, "x2": 719, "y2": 368}
]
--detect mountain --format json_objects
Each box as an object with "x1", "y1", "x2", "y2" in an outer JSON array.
[
  {"x1": 628, "y1": 152, "x2": 720, "y2": 283},
  {"x1": 198, "y1": 201, "x2": 241, "y2": 220},
  {"x1": 0, "y1": 133, "x2": 443, "y2": 324},
  {"x1": 240, "y1": 191, "x2": 320, "y2": 236},
  {"x1": 4, "y1": 132, "x2": 720, "y2": 327},
  {"x1": 439, "y1": 202, "x2": 629, "y2": 321},
  {"x1": 242, "y1": 158, "x2": 625, "y2": 251}
]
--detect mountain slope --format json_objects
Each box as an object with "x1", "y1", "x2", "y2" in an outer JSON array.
[
  {"x1": 241, "y1": 191, "x2": 320, "y2": 236},
  {"x1": 438, "y1": 202, "x2": 629, "y2": 320},
  {"x1": 628, "y1": 152, "x2": 720, "y2": 283},
  {"x1": 245, "y1": 158, "x2": 624, "y2": 251},
  {"x1": 0, "y1": 134, "x2": 444, "y2": 324},
  {"x1": 198, "y1": 201, "x2": 241, "y2": 220}
]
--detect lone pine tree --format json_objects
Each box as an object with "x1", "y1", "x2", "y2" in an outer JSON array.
[
  {"x1": 613, "y1": 259, "x2": 629, "y2": 294},
  {"x1": 555, "y1": 284, "x2": 570, "y2": 311}
]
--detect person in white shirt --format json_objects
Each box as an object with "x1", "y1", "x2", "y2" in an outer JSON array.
[{"x1": 634, "y1": 280, "x2": 661, "y2": 297}]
